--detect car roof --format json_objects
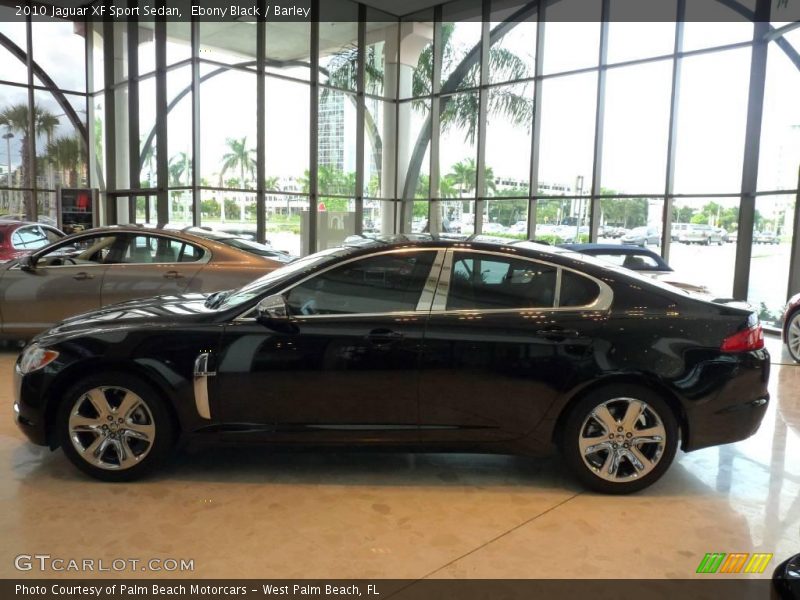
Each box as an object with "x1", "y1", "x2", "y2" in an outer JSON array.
[
  {"x1": 0, "y1": 219, "x2": 36, "y2": 229},
  {"x1": 47, "y1": 224, "x2": 281, "y2": 265}
]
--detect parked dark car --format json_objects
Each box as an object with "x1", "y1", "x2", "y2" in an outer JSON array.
[
  {"x1": 0, "y1": 220, "x2": 65, "y2": 263},
  {"x1": 773, "y1": 552, "x2": 800, "y2": 600},
  {"x1": 782, "y1": 292, "x2": 800, "y2": 363},
  {"x1": 14, "y1": 236, "x2": 769, "y2": 493},
  {"x1": 755, "y1": 231, "x2": 780, "y2": 245}
]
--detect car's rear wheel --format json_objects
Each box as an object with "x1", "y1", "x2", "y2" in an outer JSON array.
[
  {"x1": 57, "y1": 373, "x2": 174, "y2": 481},
  {"x1": 786, "y1": 311, "x2": 800, "y2": 363},
  {"x1": 561, "y1": 384, "x2": 678, "y2": 494}
]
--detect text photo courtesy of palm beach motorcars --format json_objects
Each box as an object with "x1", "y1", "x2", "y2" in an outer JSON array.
[{"x1": 1, "y1": 0, "x2": 800, "y2": 597}]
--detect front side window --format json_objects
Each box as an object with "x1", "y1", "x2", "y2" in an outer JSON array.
[
  {"x1": 286, "y1": 251, "x2": 437, "y2": 316},
  {"x1": 36, "y1": 234, "x2": 119, "y2": 266},
  {"x1": 447, "y1": 252, "x2": 558, "y2": 310}
]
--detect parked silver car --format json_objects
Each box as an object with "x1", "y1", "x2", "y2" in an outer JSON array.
[
  {"x1": 677, "y1": 223, "x2": 723, "y2": 245},
  {"x1": 0, "y1": 226, "x2": 283, "y2": 339}
]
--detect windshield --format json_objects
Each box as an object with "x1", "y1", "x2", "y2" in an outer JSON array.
[{"x1": 217, "y1": 246, "x2": 351, "y2": 309}]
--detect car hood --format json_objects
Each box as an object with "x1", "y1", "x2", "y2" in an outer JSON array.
[{"x1": 35, "y1": 293, "x2": 220, "y2": 344}]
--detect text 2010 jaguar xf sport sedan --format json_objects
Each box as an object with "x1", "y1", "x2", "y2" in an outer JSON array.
[{"x1": 13, "y1": 236, "x2": 770, "y2": 493}]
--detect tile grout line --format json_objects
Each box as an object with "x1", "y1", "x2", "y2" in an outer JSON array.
[{"x1": 421, "y1": 490, "x2": 584, "y2": 579}]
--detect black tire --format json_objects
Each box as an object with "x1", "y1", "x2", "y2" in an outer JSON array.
[
  {"x1": 560, "y1": 384, "x2": 679, "y2": 494},
  {"x1": 56, "y1": 372, "x2": 174, "y2": 482}
]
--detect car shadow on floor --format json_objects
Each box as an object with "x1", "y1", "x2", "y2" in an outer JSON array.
[{"x1": 14, "y1": 441, "x2": 738, "y2": 499}]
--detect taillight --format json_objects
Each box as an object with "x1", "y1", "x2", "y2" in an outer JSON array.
[{"x1": 721, "y1": 324, "x2": 764, "y2": 352}]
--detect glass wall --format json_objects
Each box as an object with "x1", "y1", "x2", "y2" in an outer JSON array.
[
  {"x1": 4, "y1": 3, "x2": 800, "y2": 315},
  {"x1": 0, "y1": 14, "x2": 88, "y2": 225}
]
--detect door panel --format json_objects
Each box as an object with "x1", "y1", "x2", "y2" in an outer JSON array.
[
  {"x1": 0, "y1": 264, "x2": 107, "y2": 334},
  {"x1": 418, "y1": 250, "x2": 598, "y2": 442},
  {"x1": 100, "y1": 234, "x2": 205, "y2": 306},
  {"x1": 214, "y1": 249, "x2": 442, "y2": 441},
  {"x1": 0, "y1": 232, "x2": 118, "y2": 335},
  {"x1": 216, "y1": 315, "x2": 426, "y2": 441},
  {"x1": 419, "y1": 311, "x2": 593, "y2": 442}
]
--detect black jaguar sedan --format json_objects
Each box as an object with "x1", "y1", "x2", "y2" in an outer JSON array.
[{"x1": 13, "y1": 235, "x2": 770, "y2": 494}]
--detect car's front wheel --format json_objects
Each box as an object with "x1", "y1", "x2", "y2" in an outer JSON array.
[
  {"x1": 560, "y1": 385, "x2": 679, "y2": 494},
  {"x1": 57, "y1": 373, "x2": 174, "y2": 481},
  {"x1": 786, "y1": 311, "x2": 800, "y2": 363}
]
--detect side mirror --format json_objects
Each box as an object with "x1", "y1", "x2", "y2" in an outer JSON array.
[
  {"x1": 255, "y1": 294, "x2": 297, "y2": 334},
  {"x1": 18, "y1": 254, "x2": 35, "y2": 272}
]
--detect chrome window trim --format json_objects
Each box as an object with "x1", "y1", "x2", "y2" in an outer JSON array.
[
  {"x1": 429, "y1": 248, "x2": 613, "y2": 314},
  {"x1": 415, "y1": 249, "x2": 446, "y2": 312},
  {"x1": 234, "y1": 247, "x2": 447, "y2": 322},
  {"x1": 554, "y1": 267, "x2": 563, "y2": 308},
  {"x1": 9, "y1": 231, "x2": 211, "y2": 270}
]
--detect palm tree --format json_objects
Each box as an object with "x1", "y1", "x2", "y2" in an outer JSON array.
[
  {"x1": 402, "y1": 12, "x2": 536, "y2": 199},
  {"x1": 447, "y1": 158, "x2": 477, "y2": 198},
  {"x1": 168, "y1": 152, "x2": 191, "y2": 187},
  {"x1": 0, "y1": 103, "x2": 60, "y2": 212},
  {"x1": 46, "y1": 135, "x2": 85, "y2": 187},
  {"x1": 220, "y1": 136, "x2": 256, "y2": 221}
]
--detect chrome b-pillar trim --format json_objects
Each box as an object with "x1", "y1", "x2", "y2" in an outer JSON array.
[{"x1": 193, "y1": 353, "x2": 216, "y2": 420}]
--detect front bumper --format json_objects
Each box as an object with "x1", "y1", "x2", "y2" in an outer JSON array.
[{"x1": 13, "y1": 360, "x2": 49, "y2": 446}]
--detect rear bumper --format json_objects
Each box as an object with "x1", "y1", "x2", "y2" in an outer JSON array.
[{"x1": 682, "y1": 348, "x2": 770, "y2": 451}]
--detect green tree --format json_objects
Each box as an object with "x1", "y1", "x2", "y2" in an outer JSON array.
[
  {"x1": 447, "y1": 158, "x2": 477, "y2": 198},
  {"x1": 402, "y1": 20, "x2": 534, "y2": 199},
  {"x1": 220, "y1": 137, "x2": 256, "y2": 221},
  {"x1": 168, "y1": 152, "x2": 192, "y2": 187},
  {"x1": 322, "y1": 18, "x2": 534, "y2": 202},
  {"x1": 46, "y1": 135, "x2": 85, "y2": 187},
  {"x1": 601, "y1": 197, "x2": 648, "y2": 229},
  {"x1": 0, "y1": 102, "x2": 60, "y2": 211}
]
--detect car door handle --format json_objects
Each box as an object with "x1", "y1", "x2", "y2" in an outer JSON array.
[
  {"x1": 367, "y1": 328, "x2": 404, "y2": 345},
  {"x1": 536, "y1": 328, "x2": 581, "y2": 340},
  {"x1": 163, "y1": 270, "x2": 184, "y2": 279},
  {"x1": 73, "y1": 272, "x2": 94, "y2": 281}
]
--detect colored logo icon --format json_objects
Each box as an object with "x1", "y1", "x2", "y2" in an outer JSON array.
[{"x1": 696, "y1": 552, "x2": 773, "y2": 574}]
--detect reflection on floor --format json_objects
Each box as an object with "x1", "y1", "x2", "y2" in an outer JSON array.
[{"x1": 0, "y1": 335, "x2": 797, "y2": 579}]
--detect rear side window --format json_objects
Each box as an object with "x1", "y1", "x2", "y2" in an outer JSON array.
[
  {"x1": 448, "y1": 252, "x2": 558, "y2": 310},
  {"x1": 286, "y1": 251, "x2": 437, "y2": 316},
  {"x1": 560, "y1": 270, "x2": 600, "y2": 307}
]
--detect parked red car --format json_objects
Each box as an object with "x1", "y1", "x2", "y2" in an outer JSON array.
[
  {"x1": 782, "y1": 292, "x2": 800, "y2": 362},
  {"x1": 0, "y1": 220, "x2": 65, "y2": 263}
]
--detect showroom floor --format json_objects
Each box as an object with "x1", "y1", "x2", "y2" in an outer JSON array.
[{"x1": 1, "y1": 336, "x2": 798, "y2": 580}]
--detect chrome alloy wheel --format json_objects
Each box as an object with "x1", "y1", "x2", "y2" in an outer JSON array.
[
  {"x1": 68, "y1": 386, "x2": 156, "y2": 470},
  {"x1": 787, "y1": 312, "x2": 800, "y2": 362},
  {"x1": 578, "y1": 397, "x2": 667, "y2": 482}
]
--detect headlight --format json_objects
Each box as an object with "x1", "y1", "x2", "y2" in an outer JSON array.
[{"x1": 18, "y1": 344, "x2": 59, "y2": 375}]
